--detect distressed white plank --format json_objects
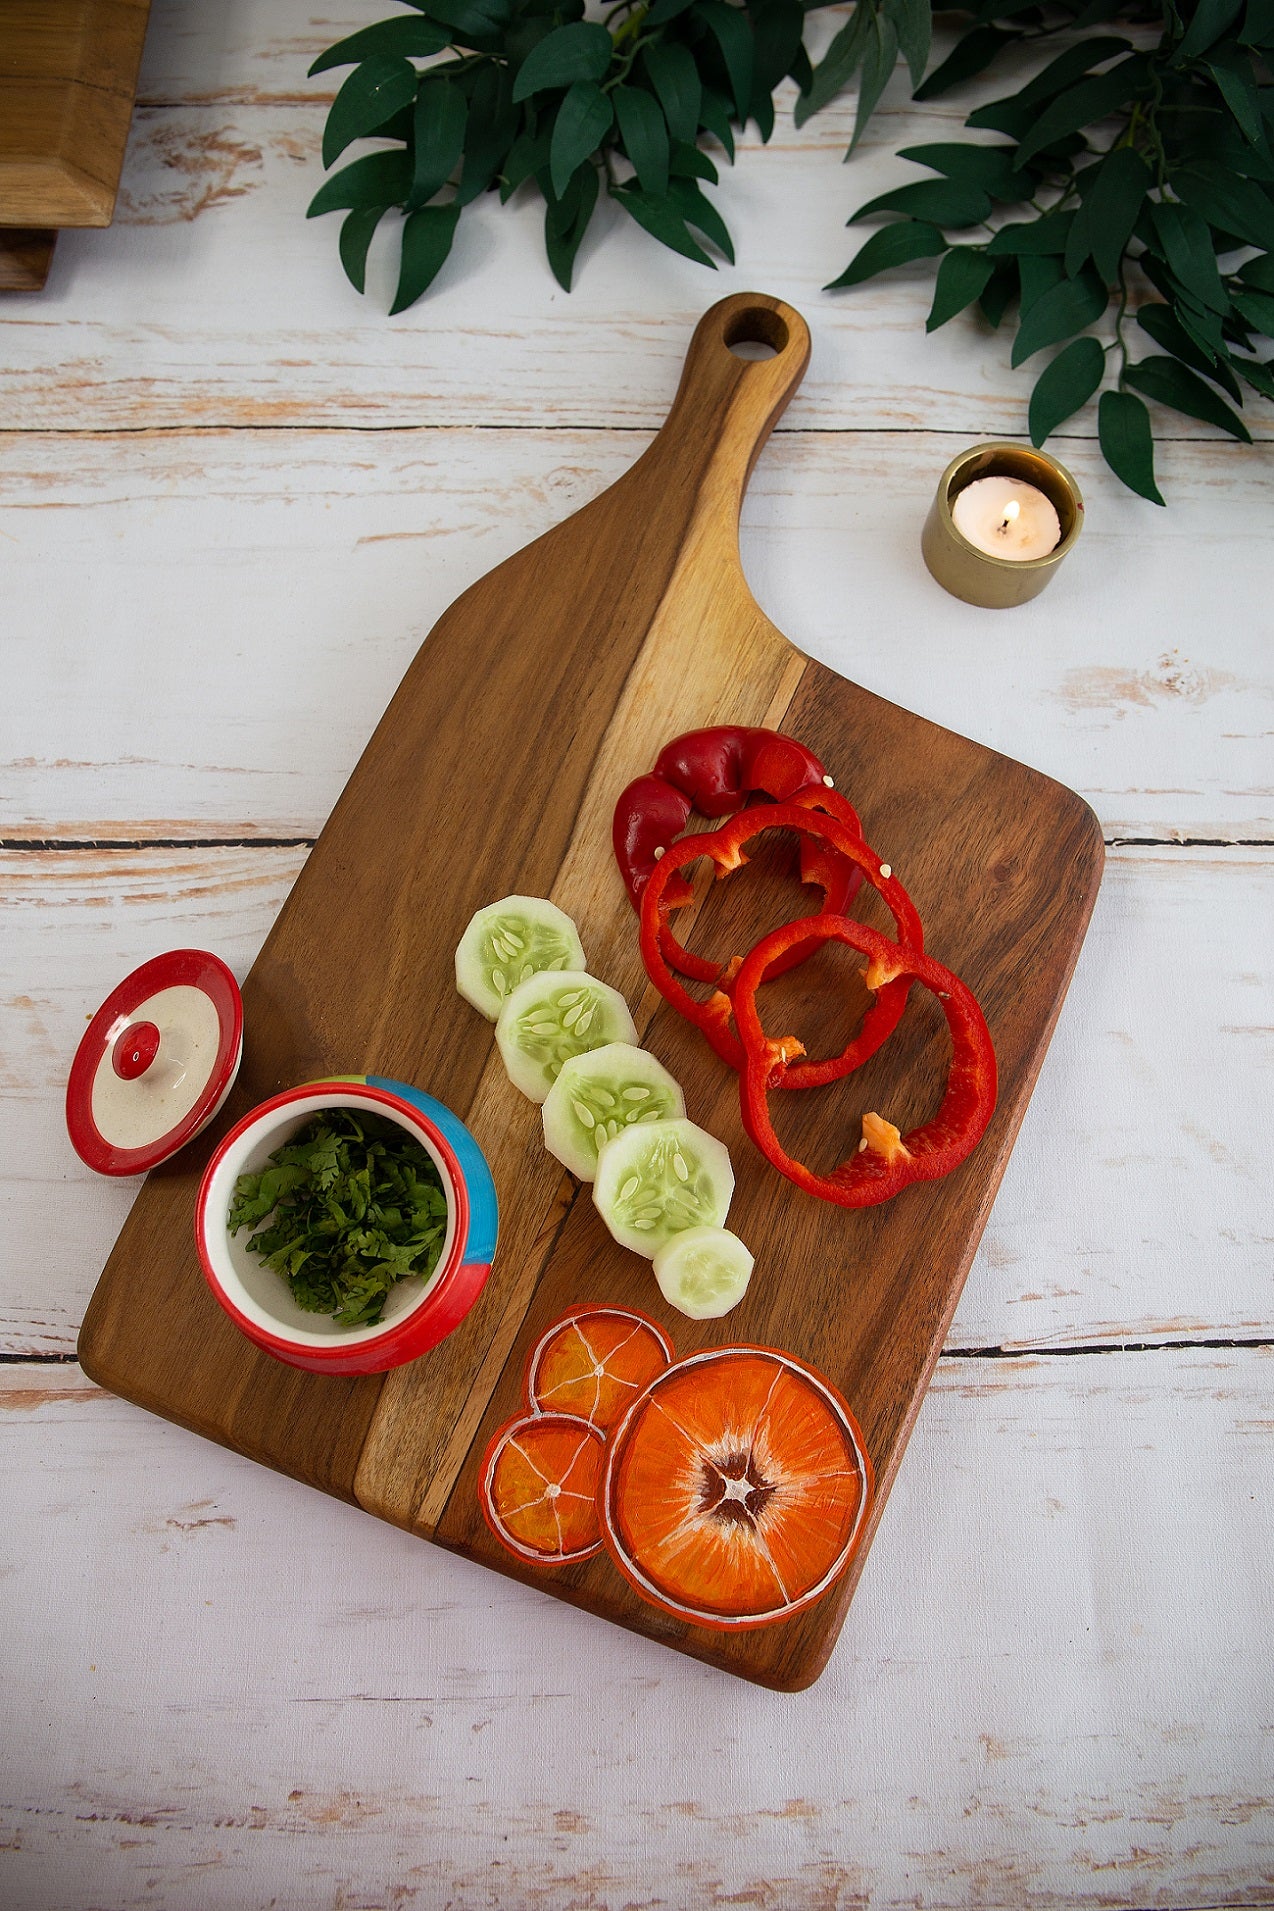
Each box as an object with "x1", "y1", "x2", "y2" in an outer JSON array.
[
  {"x1": 1, "y1": 845, "x2": 1268, "y2": 1357},
  {"x1": 1, "y1": 1349, "x2": 1270, "y2": 1908},
  {"x1": 3, "y1": 84, "x2": 1270, "y2": 448},
  {"x1": 3, "y1": 428, "x2": 1269, "y2": 842}
]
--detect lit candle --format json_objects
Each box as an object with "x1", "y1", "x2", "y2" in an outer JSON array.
[
  {"x1": 921, "y1": 443, "x2": 1083, "y2": 609},
  {"x1": 950, "y1": 476, "x2": 1061, "y2": 561}
]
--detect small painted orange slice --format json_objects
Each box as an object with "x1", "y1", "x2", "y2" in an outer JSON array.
[
  {"x1": 480, "y1": 1412, "x2": 606, "y2": 1565},
  {"x1": 525, "y1": 1306, "x2": 674, "y2": 1434},
  {"x1": 600, "y1": 1346, "x2": 872, "y2": 1629}
]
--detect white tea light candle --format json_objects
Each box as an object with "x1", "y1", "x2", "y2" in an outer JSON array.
[{"x1": 950, "y1": 476, "x2": 1061, "y2": 561}]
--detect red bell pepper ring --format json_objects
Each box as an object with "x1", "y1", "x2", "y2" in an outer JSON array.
[
  {"x1": 733, "y1": 915, "x2": 997, "y2": 1207},
  {"x1": 638, "y1": 803, "x2": 922, "y2": 1089}
]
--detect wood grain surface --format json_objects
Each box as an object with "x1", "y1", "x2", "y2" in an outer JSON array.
[{"x1": 78, "y1": 293, "x2": 1102, "y2": 1688}]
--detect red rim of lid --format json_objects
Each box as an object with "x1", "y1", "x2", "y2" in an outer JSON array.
[{"x1": 66, "y1": 949, "x2": 244, "y2": 1176}]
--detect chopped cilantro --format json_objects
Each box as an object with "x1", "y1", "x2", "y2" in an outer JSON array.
[{"x1": 228, "y1": 1110, "x2": 448, "y2": 1327}]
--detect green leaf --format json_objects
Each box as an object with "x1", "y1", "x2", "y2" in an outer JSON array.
[
  {"x1": 1241, "y1": 0, "x2": 1274, "y2": 46},
  {"x1": 647, "y1": 0, "x2": 697, "y2": 19},
  {"x1": 338, "y1": 205, "x2": 388, "y2": 293},
  {"x1": 967, "y1": 35, "x2": 1133, "y2": 135},
  {"x1": 848, "y1": 12, "x2": 899, "y2": 156},
  {"x1": 896, "y1": 142, "x2": 1030, "y2": 202},
  {"x1": 549, "y1": 80, "x2": 613, "y2": 197},
  {"x1": 1018, "y1": 253, "x2": 1065, "y2": 316},
  {"x1": 1064, "y1": 146, "x2": 1150, "y2": 283},
  {"x1": 696, "y1": 0, "x2": 754, "y2": 119},
  {"x1": 416, "y1": 0, "x2": 512, "y2": 46},
  {"x1": 1136, "y1": 303, "x2": 1243, "y2": 397},
  {"x1": 410, "y1": 75, "x2": 467, "y2": 205},
  {"x1": 1238, "y1": 250, "x2": 1274, "y2": 291},
  {"x1": 824, "y1": 219, "x2": 947, "y2": 290},
  {"x1": 979, "y1": 259, "x2": 1017, "y2": 328},
  {"x1": 1029, "y1": 334, "x2": 1106, "y2": 443},
  {"x1": 885, "y1": 0, "x2": 932, "y2": 90},
  {"x1": 322, "y1": 56, "x2": 420, "y2": 169},
  {"x1": 455, "y1": 62, "x2": 517, "y2": 206},
  {"x1": 670, "y1": 141, "x2": 718, "y2": 183},
  {"x1": 1015, "y1": 58, "x2": 1148, "y2": 168},
  {"x1": 1124, "y1": 354, "x2": 1252, "y2": 439},
  {"x1": 795, "y1": 5, "x2": 871, "y2": 125},
  {"x1": 612, "y1": 183, "x2": 715, "y2": 264},
  {"x1": 926, "y1": 247, "x2": 993, "y2": 330},
  {"x1": 987, "y1": 210, "x2": 1075, "y2": 256},
  {"x1": 310, "y1": 18, "x2": 450, "y2": 76},
  {"x1": 1205, "y1": 47, "x2": 1268, "y2": 149},
  {"x1": 913, "y1": 26, "x2": 1019, "y2": 102},
  {"x1": 1177, "y1": 0, "x2": 1244, "y2": 59},
  {"x1": 1233, "y1": 353, "x2": 1274, "y2": 398},
  {"x1": 1173, "y1": 164, "x2": 1274, "y2": 252},
  {"x1": 1011, "y1": 267, "x2": 1108, "y2": 364},
  {"x1": 500, "y1": 123, "x2": 551, "y2": 201},
  {"x1": 1148, "y1": 198, "x2": 1230, "y2": 314},
  {"x1": 667, "y1": 177, "x2": 735, "y2": 261},
  {"x1": 850, "y1": 178, "x2": 993, "y2": 228},
  {"x1": 512, "y1": 21, "x2": 612, "y2": 101},
  {"x1": 389, "y1": 203, "x2": 462, "y2": 312},
  {"x1": 1099, "y1": 389, "x2": 1164, "y2": 502},
  {"x1": 697, "y1": 88, "x2": 735, "y2": 161},
  {"x1": 1232, "y1": 286, "x2": 1274, "y2": 332},
  {"x1": 307, "y1": 149, "x2": 413, "y2": 218},
  {"x1": 643, "y1": 42, "x2": 702, "y2": 144},
  {"x1": 750, "y1": 2, "x2": 804, "y2": 97},
  {"x1": 544, "y1": 162, "x2": 599, "y2": 289},
  {"x1": 614, "y1": 84, "x2": 669, "y2": 196}
]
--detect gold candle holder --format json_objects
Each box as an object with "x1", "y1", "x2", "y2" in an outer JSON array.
[{"x1": 922, "y1": 442, "x2": 1084, "y2": 609}]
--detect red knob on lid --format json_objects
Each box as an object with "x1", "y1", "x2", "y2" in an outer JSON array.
[{"x1": 112, "y1": 1020, "x2": 161, "y2": 1081}]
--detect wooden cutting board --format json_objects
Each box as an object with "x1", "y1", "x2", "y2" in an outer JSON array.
[{"x1": 79, "y1": 293, "x2": 1103, "y2": 1691}]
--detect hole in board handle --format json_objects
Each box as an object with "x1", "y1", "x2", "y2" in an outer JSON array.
[{"x1": 723, "y1": 306, "x2": 788, "y2": 361}]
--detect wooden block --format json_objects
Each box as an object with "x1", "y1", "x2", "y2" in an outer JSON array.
[{"x1": 0, "y1": 226, "x2": 55, "y2": 289}]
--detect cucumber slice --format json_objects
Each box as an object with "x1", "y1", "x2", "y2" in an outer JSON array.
[
  {"x1": 653, "y1": 1226, "x2": 754, "y2": 1320},
  {"x1": 542, "y1": 1043, "x2": 685, "y2": 1181},
  {"x1": 455, "y1": 895, "x2": 586, "y2": 1021},
  {"x1": 592, "y1": 1116, "x2": 734, "y2": 1259},
  {"x1": 495, "y1": 971, "x2": 638, "y2": 1103}
]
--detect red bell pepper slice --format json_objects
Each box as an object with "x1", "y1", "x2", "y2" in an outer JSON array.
[
  {"x1": 733, "y1": 914, "x2": 996, "y2": 1207},
  {"x1": 638, "y1": 803, "x2": 922, "y2": 1089}
]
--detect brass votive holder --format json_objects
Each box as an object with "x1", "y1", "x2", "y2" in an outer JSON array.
[{"x1": 922, "y1": 442, "x2": 1084, "y2": 609}]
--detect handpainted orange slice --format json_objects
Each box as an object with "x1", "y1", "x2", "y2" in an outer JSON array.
[
  {"x1": 525, "y1": 1306, "x2": 674, "y2": 1434},
  {"x1": 479, "y1": 1412, "x2": 607, "y2": 1565},
  {"x1": 600, "y1": 1346, "x2": 872, "y2": 1629}
]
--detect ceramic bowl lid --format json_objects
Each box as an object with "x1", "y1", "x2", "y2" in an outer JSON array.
[{"x1": 66, "y1": 949, "x2": 244, "y2": 1175}]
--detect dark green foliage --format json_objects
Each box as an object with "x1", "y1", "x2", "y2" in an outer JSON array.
[
  {"x1": 228, "y1": 1111, "x2": 449, "y2": 1327},
  {"x1": 305, "y1": 0, "x2": 1274, "y2": 500}
]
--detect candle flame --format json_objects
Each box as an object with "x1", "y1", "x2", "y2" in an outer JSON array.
[{"x1": 999, "y1": 498, "x2": 1021, "y2": 531}]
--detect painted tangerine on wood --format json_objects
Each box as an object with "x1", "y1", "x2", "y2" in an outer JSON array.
[
  {"x1": 526, "y1": 1306, "x2": 674, "y2": 1434},
  {"x1": 479, "y1": 1412, "x2": 606, "y2": 1565},
  {"x1": 601, "y1": 1347, "x2": 872, "y2": 1629}
]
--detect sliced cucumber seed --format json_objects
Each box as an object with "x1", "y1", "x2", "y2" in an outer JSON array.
[
  {"x1": 673, "y1": 1152, "x2": 689, "y2": 1182},
  {"x1": 520, "y1": 962, "x2": 534, "y2": 983},
  {"x1": 619, "y1": 1175, "x2": 641, "y2": 1202},
  {"x1": 558, "y1": 990, "x2": 582, "y2": 1007},
  {"x1": 575, "y1": 1007, "x2": 595, "y2": 1034},
  {"x1": 572, "y1": 1101, "x2": 596, "y2": 1129},
  {"x1": 623, "y1": 1086, "x2": 651, "y2": 1101},
  {"x1": 504, "y1": 931, "x2": 525, "y2": 949},
  {"x1": 563, "y1": 1003, "x2": 584, "y2": 1029},
  {"x1": 594, "y1": 1091, "x2": 615, "y2": 1109}
]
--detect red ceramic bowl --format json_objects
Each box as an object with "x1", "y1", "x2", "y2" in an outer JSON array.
[{"x1": 196, "y1": 1079, "x2": 497, "y2": 1375}]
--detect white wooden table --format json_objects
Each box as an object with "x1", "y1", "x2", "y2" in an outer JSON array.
[{"x1": 2, "y1": 5, "x2": 1271, "y2": 1906}]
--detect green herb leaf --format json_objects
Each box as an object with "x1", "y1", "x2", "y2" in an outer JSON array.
[
  {"x1": 1233, "y1": 353, "x2": 1274, "y2": 398},
  {"x1": 987, "y1": 209, "x2": 1076, "y2": 255},
  {"x1": 850, "y1": 178, "x2": 993, "y2": 228},
  {"x1": 750, "y1": 1, "x2": 805, "y2": 100},
  {"x1": 550, "y1": 80, "x2": 613, "y2": 197},
  {"x1": 849, "y1": 12, "x2": 899, "y2": 156},
  {"x1": 926, "y1": 246, "x2": 994, "y2": 330},
  {"x1": 1011, "y1": 267, "x2": 1108, "y2": 365},
  {"x1": 669, "y1": 140, "x2": 718, "y2": 183},
  {"x1": 1015, "y1": 57, "x2": 1148, "y2": 168},
  {"x1": 1238, "y1": 250, "x2": 1274, "y2": 292},
  {"x1": 1231, "y1": 286, "x2": 1274, "y2": 332},
  {"x1": 310, "y1": 18, "x2": 450, "y2": 77},
  {"x1": 667, "y1": 177, "x2": 735, "y2": 261},
  {"x1": 1017, "y1": 253, "x2": 1065, "y2": 317},
  {"x1": 307, "y1": 149, "x2": 413, "y2": 218},
  {"x1": 1029, "y1": 334, "x2": 1106, "y2": 443},
  {"x1": 1099, "y1": 388, "x2": 1165, "y2": 502},
  {"x1": 1173, "y1": 163, "x2": 1274, "y2": 252},
  {"x1": 455, "y1": 61, "x2": 517, "y2": 206},
  {"x1": 795, "y1": 4, "x2": 871, "y2": 126},
  {"x1": 614, "y1": 84, "x2": 670, "y2": 196},
  {"x1": 913, "y1": 25, "x2": 1020, "y2": 102},
  {"x1": 643, "y1": 41, "x2": 702, "y2": 144},
  {"x1": 896, "y1": 141, "x2": 1031, "y2": 201},
  {"x1": 1124, "y1": 353, "x2": 1252, "y2": 439},
  {"x1": 979, "y1": 259, "x2": 1018, "y2": 328},
  {"x1": 612, "y1": 183, "x2": 714, "y2": 265},
  {"x1": 885, "y1": 0, "x2": 932, "y2": 89},
  {"x1": 697, "y1": 86, "x2": 736, "y2": 160},
  {"x1": 418, "y1": 0, "x2": 513, "y2": 48},
  {"x1": 322, "y1": 58, "x2": 419, "y2": 171},
  {"x1": 697, "y1": 0, "x2": 754, "y2": 119},
  {"x1": 1177, "y1": 0, "x2": 1245, "y2": 59},
  {"x1": 390, "y1": 202, "x2": 462, "y2": 310},
  {"x1": 1205, "y1": 47, "x2": 1268, "y2": 149},
  {"x1": 1136, "y1": 302, "x2": 1243, "y2": 396},
  {"x1": 512, "y1": 21, "x2": 613, "y2": 101},
  {"x1": 967, "y1": 36, "x2": 1133, "y2": 136},
  {"x1": 500, "y1": 123, "x2": 551, "y2": 201},
  {"x1": 410, "y1": 75, "x2": 468, "y2": 205},
  {"x1": 1148, "y1": 198, "x2": 1231, "y2": 314},
  {"x1": 338, "y1": 204, "x2": 388, "y2": 292},
  {"x1": 825, "y1": 218, "x2": 947, "y2": 290},
  {"x1": 1064, "y1": 146, "x2": 1150, "y2": 282},
  {"x1": 544, "y1": 161, "x2": 599, "y2": 289}
]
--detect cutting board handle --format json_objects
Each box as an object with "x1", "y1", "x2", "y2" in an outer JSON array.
[{"x1": 640, "y1": 292, "x2": 811, "y2": 554}]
